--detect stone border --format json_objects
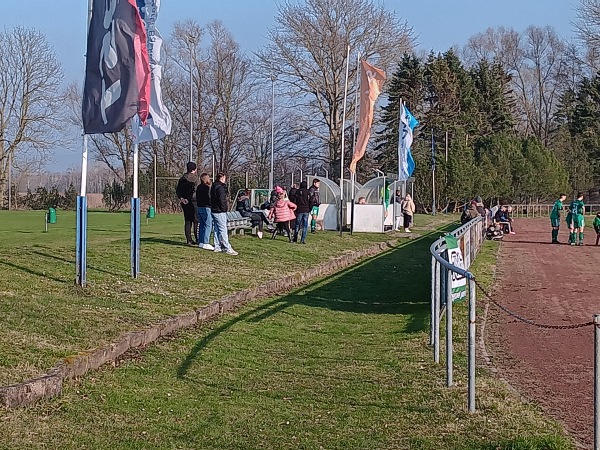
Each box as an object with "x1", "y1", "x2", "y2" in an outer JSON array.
[{"x1": 0, "y1": 239, "x2": 397, "y2": 409}]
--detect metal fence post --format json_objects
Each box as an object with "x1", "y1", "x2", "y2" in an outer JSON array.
[
  {"x1": 595, "y1": 314, "x2": 600, "y2": 450},
  {"x1": 468, "y1": 277, "x2": 476, "y2": 412},
  {"x1": 434, "y1": 261, "x2": 441, "y2": 364},
  {"x1": 430, "y1": 256, "x2": 436, "y2": 346},
  {"x1": 446, "y1": 268, "x2": 453, "y2": 387}
]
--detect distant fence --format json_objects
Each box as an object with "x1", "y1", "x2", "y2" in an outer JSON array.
[
  {"x1": 429, "y1": 209, "x2": 493, "y2": 413},
  {"x1": 510, "y1": 203, "x2": 600, "y2": 218}
]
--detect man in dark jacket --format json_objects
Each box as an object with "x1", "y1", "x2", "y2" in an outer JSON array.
[
  {"x1": 236, "y1": 190, "x2": 269, "y2": 239},
  {"x1": 211, "y1": 172, "x2": 238, "y2": 255},
  {"x1": 175, "y1": 162, "x2": 198, "y2": 246},
  {"x1": 460, "y1": 201, "x2": 480, "y2": 225},
  {"x1": 293, "y1": 181, "x2": 311, "y2": 243}
]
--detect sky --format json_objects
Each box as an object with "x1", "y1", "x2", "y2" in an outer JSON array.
[{"x1": 2, "y1": 0, "x2": 579, "y2": 171}]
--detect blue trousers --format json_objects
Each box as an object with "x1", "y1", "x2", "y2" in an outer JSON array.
[
  {"x1": 197, "y1": 207, "x2": 213, "y2": 244},
  {"x1": 294, "y1": 212, "x2": 309, "y2": 243}
]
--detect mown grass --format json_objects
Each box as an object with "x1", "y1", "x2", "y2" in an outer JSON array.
[
  {"x1": 0, "y1": 209, "x2": 448, "y2": 386},
  {"x1": 0, "y1": 216, "x2": 573, "y2": 449}
]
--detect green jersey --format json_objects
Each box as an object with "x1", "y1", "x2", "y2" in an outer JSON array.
[
  {"x1": 594, "y1": 216, "x2": 600, "y2": 228},
  {"x1": 570, "y1": 199, "x2": 585, "y2": 216},
  {"x1": 550, "y1": 199, "x2": 563, "y2": 219}
]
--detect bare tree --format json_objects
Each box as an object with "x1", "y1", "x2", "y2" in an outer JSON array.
[
  {"x1": 0, "y1": 27, "x2": 65, "y2": 208},
  {"x1": 256, "y1": 0, "x2": 414, "y2": 177}
]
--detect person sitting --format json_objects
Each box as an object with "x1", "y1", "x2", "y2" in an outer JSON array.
[
  {"x1": 460, "y1": 201, "x2": 480, "y2": 225},
  {"x1": 357, "y1": 196, "x2": 366, "y2": 204},
  {"x1": 269, "y1": 188, "x2": 297, "y2": 242},
  {"x1": 236, "y1": 190, "x2": 269, "y2": 239},
  {"x1": 494, "y1": 205, "x2": 515, "y2": 234}
]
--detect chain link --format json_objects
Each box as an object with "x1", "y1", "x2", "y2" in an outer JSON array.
[{"x1": 473, "y1": 280, "x2": 595, "y2": 330}]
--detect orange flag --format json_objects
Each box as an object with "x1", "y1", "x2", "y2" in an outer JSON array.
[{"x1": 349, "y1": 60, "x2": 386, "y2": 173}]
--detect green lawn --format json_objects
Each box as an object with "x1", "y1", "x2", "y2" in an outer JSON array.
[
  {"x1": 0, "y1": 210, "x2": 448, "y2": 386},
  {"x1": 0, "y1": 212, "x2": 573, "y2": 449}
]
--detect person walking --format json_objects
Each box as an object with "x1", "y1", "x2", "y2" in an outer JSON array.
[
  {"x1": 401, "y1": 193, "x2": 415, "y2": 232},
  {"x1": 196, "y1": 172, "x2": 214, "y2": 250},
  {"x1": 550, "y1": 193, "x2": 566, "y2": 244},
  {"x1": 269, "y1": 187, "x2": 297, "y2": 242},
  {"x1": 308, "y1": 178, "x2": 321, "y2": 233},
  {"x1": 211, "y1": 172, "x2": 238, "y2": 255},
  {"x1": 176, "y1": 161, "x2": 198, "y2": 246},
  {"x1": 292, "y1": 181, "x2": 311, "y2": 244}
]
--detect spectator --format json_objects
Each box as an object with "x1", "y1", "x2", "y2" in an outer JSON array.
[
  {"x1": 211, "y1": 172, "x2": 238, "y2": 255},
  {"x1": 475, "y1": 196, "x2": 486, "y2": 217},
  {"x1": 401, "y1": 193, "x2": 416, "y2": 233},
  {"x1": 195, "y1": 173, "x2": 214, "y2": 250},
  {"x1": 175, "y1": 161, "x2": 198, "y2": 246},
  {"x1": 392, "y1": 189, "x2": 403, "y2": 231},
  {"x1": 288, "y1": 183, "x2": 299, "y2": 231},
  {"x1": 269, "y1": 189, "x2": 297, "y2": 242},
  {"x1": 357, "y1": 196, "x2": 366, "y2": 204},
  {"x1": 293, "y1": 181, "x2": 311, "y2": 244},
  {"x1": 461, "y1": 201, "x2": 480, "y2": 225},
  {"x1": 236, "y1": 189, "x2": 269, "y2": 239},
  {"x1": 493, "y1": 205, "x2": 515, "y2": 234},
  {"x1": 308, "y1": 178, "x2": 321, "y2": 233}
]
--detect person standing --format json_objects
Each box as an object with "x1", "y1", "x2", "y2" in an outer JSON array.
[
  {"x1": 308, "y1": 178, "x2": 321, "y2": 233},
  {"x1": 392, "y1": 189, "x2": 403, "y2": 231},
  {"x1": 550, "y1": 193, "x2": 566, "y2": 244},
  {"x1": 211, "y1": 172, "x2": 238, "y2": 255},
  {"x1": 293, "y1": 181, "x2": 311, "y2": 244},
  {"x1": 567, "y1": 192, "x2": 585, "y2": 246},
  {"x1": 176, "y1": 162, "x2": 198, "y2": 246},
  {"x1": 196, "y1": 173, "x2": 214, "y2": 250},
  {"x1": 401, "y1": 193, "x2": 415, "y2": 233}
]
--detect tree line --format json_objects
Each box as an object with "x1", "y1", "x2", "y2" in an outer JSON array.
[{"x1": 1, "y1": 0, "x2": 600, "y2": 211}]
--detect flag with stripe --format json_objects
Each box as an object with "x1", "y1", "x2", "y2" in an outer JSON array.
[
  {"x1": 82, "y1": 0, "x2": 150, "y2": 134},
  {"x1": 349, "y1": 60, "x2": 386, "y2": 173},
  {"x1": 398, "y1": 104, "x2": 418, "y2": 181},
  {"x1": 131, "y1": 0, "x2": 172, "y2": 143}
]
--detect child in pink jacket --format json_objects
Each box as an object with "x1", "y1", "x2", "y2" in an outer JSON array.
[{"x1": 269, "y1": 188, "x2": 297, "y2": 242}]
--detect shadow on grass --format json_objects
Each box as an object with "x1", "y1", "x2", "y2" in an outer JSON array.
[
  {"x1": 177, "y1": 225, "x2": 454, "y2": 379},
  {"x1": 29, "y1": 250, "x2": 122, "y2": 277},
  {"x1": 141, "y1": 237, "x2": 186, "y2": 246},
  {"x1": 0, "y1": 259, "x2": 68, "y2": 284}
]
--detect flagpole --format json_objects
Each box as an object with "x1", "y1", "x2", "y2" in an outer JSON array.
[
  {"x1": 431, "y1": 128, "x2": 436, "y2": 216},
  {"x1": 351, "y1": 51, "x2": 360, "y2": 235},
  {"x1": 131, "y1": 143, "x2": 140, "y2": 278},
  {"x1": 76, "y1": 0, "x2": 94, "y2": 287},
  {"x1": 339, "y1": 45, "x2": 350, "y2": 237}
]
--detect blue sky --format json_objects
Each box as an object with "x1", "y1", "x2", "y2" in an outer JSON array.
[{"x1": 2, "y1": 0, "x2": 579, "y2": 170}]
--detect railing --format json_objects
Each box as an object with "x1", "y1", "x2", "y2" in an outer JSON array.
[
  {"x1": 429, "y1": 214, "x2": 488, "y2": 413},
  {"x1": 510, "y1": 203, "x2": 600, "y2": 218}
]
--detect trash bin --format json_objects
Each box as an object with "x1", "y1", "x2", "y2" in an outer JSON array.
[
  {"x1": 147, "y1": 205, "x2": 155, "y2": 219},
  {"x1": 47, "y1": 207, "x2": 57, "y2": 224}
]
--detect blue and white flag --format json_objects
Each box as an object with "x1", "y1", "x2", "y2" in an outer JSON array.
[
  {"x1": 131, "y1": 0, "x2": 172, "y2": 143},
  {"x1": 398, "y1": 103, "x2": 418, "y2": 181}
]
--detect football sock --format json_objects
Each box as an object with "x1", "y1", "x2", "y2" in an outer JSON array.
[
  {"x1": 569, "y1": 232, "x2": 575, "y2": 243},
  {"x1": 579, "y1": 232, "x2": 584, "y2": 243},
  {"x1": 551, "y1": 229, "x2": 558, "y2": 241},
  {"x1": 310, "y1": 218, "x2": 316, "y2": 231}
]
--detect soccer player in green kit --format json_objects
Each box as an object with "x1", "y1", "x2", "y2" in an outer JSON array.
[
  {"x1": 550, "y1": 194, "x2": 566, "y2": 243},
  {"x1": 566, "y1": 192, "x2": 585, "y2": 246}
]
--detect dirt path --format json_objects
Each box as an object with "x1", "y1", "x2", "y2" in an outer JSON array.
[{"x1": 486, "y1": 218, "x2": 600, "y2": 448}]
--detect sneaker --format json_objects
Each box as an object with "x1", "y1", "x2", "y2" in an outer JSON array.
[
  {"x1": 213, "y1": 247, "x2": 222, "y2": 253},
  {"x1": 570, "y1": 242, "x2": 576, "y2": 246},
  {"x1": 200, "y1": 243, "x2": 215, "y2": 250},
  {"x1": 257, "y1": 231, "x2": 263, "y2": 239},
  {"x1": 225, "y1": 249, "x2": 238, "y2": 256},
  {"x1": 404, "y1": 228, "x2": 411, "y2": 233},
  {"x1": 578, "y1": 242, "x2": 585, "y2": 246},
  {"x1": 509, "y1": 231, "x2": 516, "y2": 235}
]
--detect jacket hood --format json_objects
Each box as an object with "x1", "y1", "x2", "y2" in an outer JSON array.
[{"x1": 183, "y1": 173, "x2": 197, "y2": 184}]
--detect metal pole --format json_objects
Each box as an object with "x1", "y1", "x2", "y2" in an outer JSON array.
[
  {"x1": 446, "y1": 267, "x2": 453, "y2": 386},
  {"x1": 245, "y1": 171, "x2": 249, "y2": 189},
  {"x1": 269, "y1": 76, "x2": 275, "y2": 191},
  {"x1": 434, "y1": 260, "x2": 441, "y2": 363},
  {"x1": 339, "y1": 44, "x2": 350, "y2": 237},
  {"x1": 468, "y1": 276, "x2": 476, "y2": 412},
  {"x1": 7, "y1": 152, "x2": 11, "y2": 211},
  {"x1": 189, "y1": 35, "x2": 194, "y2": 163},
  {"x1": 430, "y1": 255, "x2": 436, "y2": 345},
  {"x1": 595, "y1": 314, "x2": 600, "y2": 450},
  {"x1": 432, "y1": 128, "x2": 436, "y2": 216},
  {"x1": 291, "y1": 172, "x2": 294, "y2": 188},
  {"x1": 212, "y1": 154, "x2": 215, "y2": 180},
  {"x1": 153, "y1": 152, "x2": 157, "y2": 213}
]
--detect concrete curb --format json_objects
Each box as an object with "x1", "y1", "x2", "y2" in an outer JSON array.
[{"x1": 0, "y1": 239, "x2": 396, "y2": 408}]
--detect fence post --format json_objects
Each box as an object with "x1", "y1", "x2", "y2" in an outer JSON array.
[
  {"x1": 430, "y1": 256, "x2": 436, "y2": 346},
  {"x1": 446, "y1": 267, "x2": 453, "y2": 387},
  {"x1": 468, "y1": 277, "x2": 476, "y2": 412},
  {"x1": 595, "y1": 314, "x2": 600, "y2": 450},
  {"x1": 434, "y1": 261, "x2": 441, "y2": 364}
]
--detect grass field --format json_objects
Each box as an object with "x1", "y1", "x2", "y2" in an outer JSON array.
[{"x1": 0, "y1": 211, "x2": 573, "y2": 449}]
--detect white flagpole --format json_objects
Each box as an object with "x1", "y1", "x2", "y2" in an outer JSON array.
[
  {"x1": 131, "y1": 142, "x2": 140, "y2": 278},
  {"x1": 133, "y1": 143, "x2": 139, "y2": 198},
  {"x1": 351, "y1": 51, "x2": 360, "y2": 235},
  {"x1": 339, "y1": 44, "x2": 350, "y2": 237}
]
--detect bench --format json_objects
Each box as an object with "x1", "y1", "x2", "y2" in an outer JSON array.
[{"x1": 226, "y1": 211, "x2": 252, "y2": 235}]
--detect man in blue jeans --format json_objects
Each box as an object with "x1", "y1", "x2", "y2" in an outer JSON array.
[
  {"x1": 291, "y1": 180, "x2": 311, "y2": 244},
  {"x1": 195, "y1": 172, "x2": 214, "y2": 250},
  {"x1": 211, "y1": 172, "x2": 238, "y2": 255}
]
